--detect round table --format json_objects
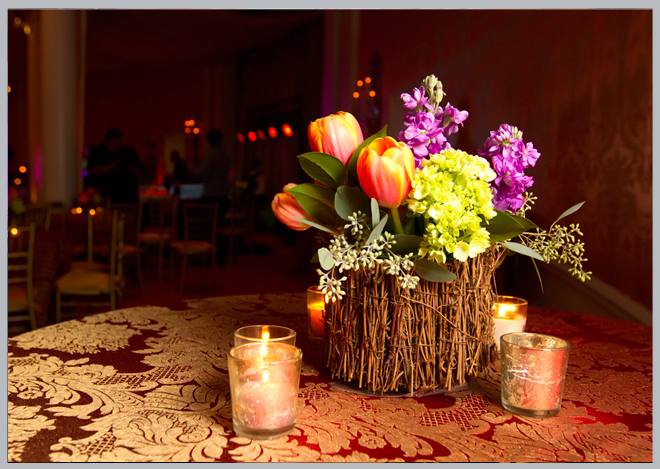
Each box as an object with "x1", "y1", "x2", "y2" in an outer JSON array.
[{"x1": 7, "y1": 294, "x2": 652, "y2": 462}]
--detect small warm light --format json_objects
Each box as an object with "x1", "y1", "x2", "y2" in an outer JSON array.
[
  {"x1": 247, "y1": 131, "x2": 257, "y2": 142},
  {"x1": 14, "y1": 17, "x2": 22, "y2": 25},
  {"x1": 8, "y1": 86, "x2": 10, "y2": 93},
  {"x1": 282, "y1": 125, "x2": 293, "y2": 137},
  {"x1": 262, "y1": 371, "x2": 270, "y2": 383},
  {"x1": 96, "y1": 206, "x2": 103, "y2": 213},
  {"x1": 75, "y1": 207, "x2": 83, "y2": 214},
  {"x1": 357, "y1": 80, "x2": 364, "y2": 87},
  {"x1": 268, "y1": 127, "x2": 277, "y2": 138},
  {"x1": 185, "y1": 127, "x2": 191, "y2": 134},
  {"x1": 353, "y1": 91, "x2": 359, "y2": 99},
  {"x1": 23, "y1": 24, "x2": 31, "y2": 35},
  {"x1": 70, "y1": 208, "x2": 77, "y2": 214},
  {"x1": 496, "y1": 304, "x2": 518, "y2": 319},
  {"x1": 237, "y1": 132, "x2": 246, "y2": 143},
  {"x1": 256, "y1": 129, "x2": 265, "y2": 140},
  {"x1": 369, "y1": 90, "x2": 376, "y2": 97},
  {"x1": 365, "y1": 77, "x2": 372, "y2": 84},
  {"x1": 189, "y1": 119, "x2": 195, "y2": 126},
  {"x1": 14, "y1": 178, "x2": 21, "y2": 185},
  {"x1": 19, "y1": 166, "x2": 27, "y2": 173},
  {"x1": 193, "y1": 127, "x2": 200, "y2": 134},
  {"x1": 89, "y1": 209, "x2": 96, "y2": 216},
  {"x1": 262, "y1": 329, "x2": 270, "y2": 341},
  {"x1": 10, "y1": 228, "x2": 19, "y2": 236}
]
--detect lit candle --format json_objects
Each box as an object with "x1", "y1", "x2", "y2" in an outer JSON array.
[
  {"x1": 228, "y1": 342, "x2": 302, "y2": 440},
  {"x1": 306, "y1": 286, "x2": 325, "y2": 341},
  {"x1": 492, "y1": 295, "x2": 528, "y2": 350},
  {"x1": 234, "y1": 325, "x2": 296, "y2": 347}
]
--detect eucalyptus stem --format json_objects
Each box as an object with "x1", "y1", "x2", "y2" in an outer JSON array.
[{"x1": 389, "y1": 207, "x2": 404, "y2": 235}]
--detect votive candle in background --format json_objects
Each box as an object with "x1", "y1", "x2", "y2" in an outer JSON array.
[
  {"x1": 228, "y1": 342, "x2": 302, "y2": 439},
  {"x1": 500, "y1": 332, "x2": 570, "y2": 418},
  {"x1": 306, "y1": 286, "x2": 325, "y2": 341},
  {"x1": 492, "y1": 295, "x2": 528, "y2": 349},
  {"x1": 234, "y1": 325, "x2": 296, "y2": 347}
]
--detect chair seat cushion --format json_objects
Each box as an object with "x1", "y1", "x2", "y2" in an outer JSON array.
[
  {"x1": 70, "y1": 260, "x2": 109, "y2": 273},
  {"x1": 139, "y1": 232, "x2": 171, "y2": 244},
  {"x1": 170, "y1": 240, "x2": 213, "y2": 255},
  {"x1": 93, "y1": 244, "x2": 139, "y2": 258},
  {"x1": 56, "y1": 271, "x2": 112, "y2": 295},
  {"x1": 8, "y1": 284, "x2": 28, "y2": 312}
]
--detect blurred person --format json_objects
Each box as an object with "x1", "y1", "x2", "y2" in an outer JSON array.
[
  {"x1": 166, "y1": 150, "x2": 191, "y2": 195},
  {"x1": 85, "y1": 128, "x2": 144, "y2": 203},
  {"x1": 190, "y1": 128, "x2": 233, "y2": 213}
]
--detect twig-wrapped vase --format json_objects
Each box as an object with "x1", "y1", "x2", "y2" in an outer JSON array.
[{"x1": 323, "y1": 246, "x2": 506, "y2": 395}]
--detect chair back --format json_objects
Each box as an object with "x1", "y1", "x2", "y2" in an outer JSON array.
[
  {"x1": 8, "y1": 224, "x2": 36, "y2": 330},
  {"x1": 110, "y1": 202, "x2": 142, "y2": 248},
  {"x1": 22, "y1": 204, "x2": 49, "y2": 230},
  {"x1": 45, "y1": 205, "x2": 68, "y2": 232},
  {"x1": 224, "y1": 188, "x2": 256, "y2": 232},
  {"x1": 142, "y1": 196, "x2": 178, "y2": 237},
  {"x1": 182, "y1": 201, "x2": 218, "y2": 245}
]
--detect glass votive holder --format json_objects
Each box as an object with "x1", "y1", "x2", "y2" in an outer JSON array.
[
  {"x1": 234, "y1": 325, "x2": 296, "y2": 347},
  {"x1": 228, "y1": 342, "x2": 302, "y2": 440},
  {"x1": 500, "y1": 332, "x2": 571, "y2": 418},
  {"x1": 492, "y1": 295, "x2": 528, "y2": 350},
  {"x1": 306, "y1": 286, "x2": 325, "y2": 342}
]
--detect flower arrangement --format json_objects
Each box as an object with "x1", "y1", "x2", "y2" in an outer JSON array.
[
  {"x1": 272, "y1": 74, "x2": 590, "y2": 297},
  {"x1": 271, "y1": 75, "x2": 590, "y2": 393}
]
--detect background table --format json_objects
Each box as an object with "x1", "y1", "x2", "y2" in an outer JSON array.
[{"x1": 8, "y1": 294, "x2": 652, "y2": 462}]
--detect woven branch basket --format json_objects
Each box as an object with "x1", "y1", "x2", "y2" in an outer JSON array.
[{"x1": 322, "y1": 246, "x2": 506, "y2": 395}]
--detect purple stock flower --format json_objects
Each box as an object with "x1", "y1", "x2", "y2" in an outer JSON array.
[
  {"x1": 399, "y1": 111, "x2": 445, "y2": 167},
  {"x1": 479, "y1": 123, "x2": 541, "y2": 213},
  {"x1": 441, "y1": 103, "x2": 469, "y2": 135},
  {"x1": 400, "y1": 87, "x2": 432, "y2": 111}
]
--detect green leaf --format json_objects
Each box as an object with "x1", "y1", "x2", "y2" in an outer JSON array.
[
  {"x1": 334, "y1": 185, "x2": 371, "y2": 222},
  {"x1": 318, "y1": 247, "x2": 335, "y2": 270},
  {"x1": 507, "y1": 212, "x2": 539, "y2": 231},
  {"x1": 485, "y1": 210, "x2": 528, "y2": 242},
  {"x1": 346, "y1": 125, "x2": 388, "y2": 187},
  {"x1": 414, "y1": 258, "x2": 457, "y2": 282},
  {"x1": 286, "y1": 183, "x2": 344, "y2": 227},
  {"x1": 390, "y1": 234, "x2": 423, "y2": 255},
  {"x1": 371, "y1": 198, "x2": 380, "y2": 228},
  {"x1": 298, "y1": 152, "x2": 348, "y2": 190},
  {"x1": 365, "y1": 214, "x2": 389, "y2": 245},
  {"x1": 311, "y1": 252, "x2": 319, "y2": 263},
  {"x1": 403, "y1": 215, "x2": 416, "y2": 235},
  {"x1": 554, "y1": 201, "x2": 585, "y2": 224},
  {"x1": 293, "y1": 217, "x2": 340, "y2": 235},
  {"x1": 503, "y1": 241, "x2": 545, "y2": 261}
]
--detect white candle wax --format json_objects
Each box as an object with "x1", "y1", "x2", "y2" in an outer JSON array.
[
  {"x1": 234, "y1": 379, "x2": 298, "y2": 430},
  {"x1": 493, "y1": 317, "x2": 527, "y2": 350}
]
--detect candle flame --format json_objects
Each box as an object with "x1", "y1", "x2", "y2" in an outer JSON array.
[
  {"x1": 263, "y1": 371, "x2": 269, "y2": 382},
  {"x1": 496, "y1": 304, "x2": 517, "y2": 319},
  {"x1": 262, "y1": 327, "x2": 270, "y2": 341}
]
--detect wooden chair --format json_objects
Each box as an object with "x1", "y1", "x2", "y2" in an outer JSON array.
[
  {"x1": 106, "y1": 202, "x2": 144, "y2": 292},
  {"x1": 170, "y1": 201, "x2": 218, "y2": 293},
  {"x1": 55, "y1": 211, "x2": 124, "y2": 322},
  {"x1": 139, "y1": 196, "x2": 178, "y2": 282},
  {"x1": 218, "y1": 189, "x2": 256, "y2": 267},
  {"x1": 45, "y1": 204, "x2": 69, "y2": 232},
  {"x1": 8, "y1": 224, "x2": 37, "y2": 332}
]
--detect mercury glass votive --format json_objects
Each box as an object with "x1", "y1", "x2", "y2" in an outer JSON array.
[
  {"x1": 228, "y1": 342, "x2": 302, "y2": 440},
  {"x1": 500, "y1": 332, "x2": 571, "y2": 418},
  {"x1": 492, "y1": 295, "x2": 528, "y2": 350},
  {"x1": 306, "y1": 286, "x2": 325, "y2": 341},
  {"x1": 233, "y1": 325, "x2": 296, "y2": 347}
]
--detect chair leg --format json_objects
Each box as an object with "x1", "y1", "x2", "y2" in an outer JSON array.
[
  {"x1": 211, "y1": 250, "x2": 218, "y2": 285},
  {"x1": 30, "y1": 307, "x2": 37, "y2": 331},
  {"x1": 170, "y1": 247, "x2": 176, "y2": 283},
  {"x1": 158, "y1": 242, "x2": 164, "y2": 283},
  {"x1": 227, "y1": 236, "x2": 235, "y2": 268},
  {"x1": 110, "y1": 289, "x2": 116, "y2": 311},
  {"x1": 136, "y1": 251, "x2": 145, "y2": 295},
  {"x1": 56, "y1": 290, "x2": 62, "y2": 323},
  {"x1": 179, "y1": 253, "x2": 188, "y2": 293}
]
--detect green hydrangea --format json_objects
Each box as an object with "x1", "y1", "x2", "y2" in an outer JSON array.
[{"x1": 407, "y1": 148, "x2": 497, "y2": 263}]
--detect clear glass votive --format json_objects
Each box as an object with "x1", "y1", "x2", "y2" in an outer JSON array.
[
  {"x1": 234, "y1": 325, "x2": 296, "y2": 347},
  {"x1": 228, "y1": 342, "x2": 302, "y2": 440},
  {"x1": 306, "y1": 286, "x2": 325, "y2": 341},
  {"x1": 492, "y1": 295, "x2": 528, "y2": 350},
  {"x1": 500, "y1": 332, "x2": 571, "y2": 418}
]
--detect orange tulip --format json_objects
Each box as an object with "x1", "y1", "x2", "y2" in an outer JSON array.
[
  {"x1": 357, "y1": 137, "x2": 415, "y2": 209},
  {"x1": 271, "y1": 183, "x2": 314, "y2": 231},
  {"x1": 307, "y1": 111, "x2": 364, "y2": 165}
]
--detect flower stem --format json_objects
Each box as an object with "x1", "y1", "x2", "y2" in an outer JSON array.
[{"x1": 390, "y1": 207, "x2": 404, "y2": 235}]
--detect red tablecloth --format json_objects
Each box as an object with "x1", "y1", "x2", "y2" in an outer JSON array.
[{"x1": 7, "y1": 295, "x2": 652, "y2": 462}]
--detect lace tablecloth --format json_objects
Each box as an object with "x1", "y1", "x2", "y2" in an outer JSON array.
[{"x1": 7, "y1": 294, "x2": 652, "y2": 462}]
